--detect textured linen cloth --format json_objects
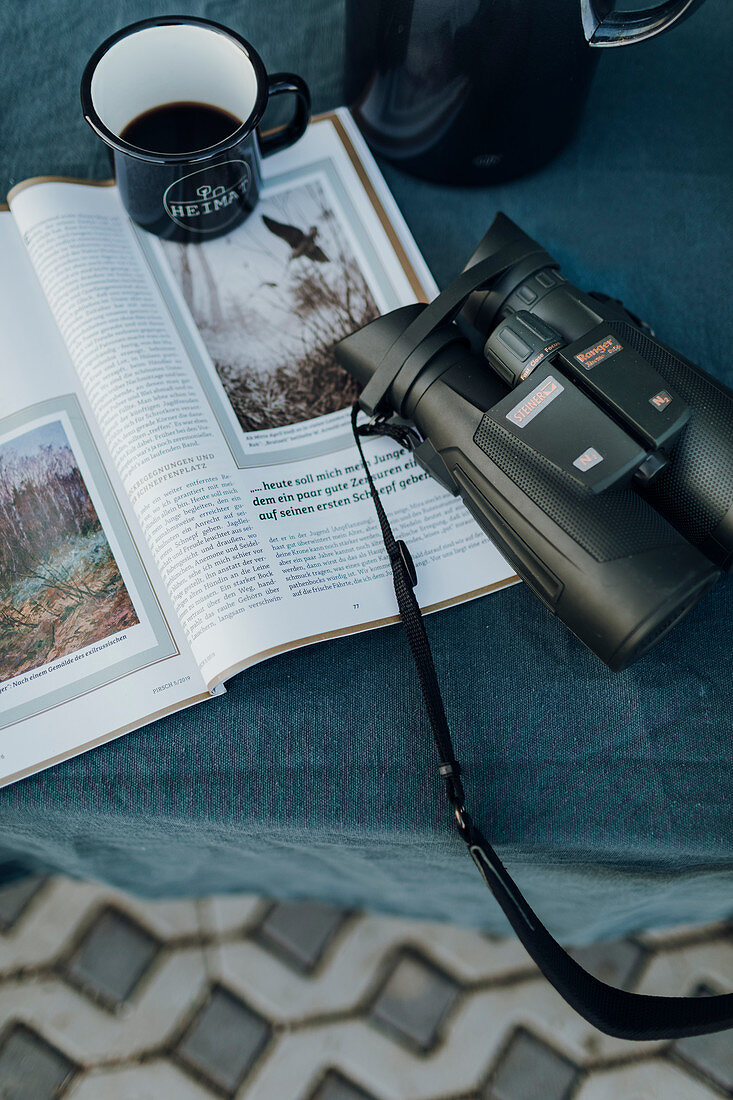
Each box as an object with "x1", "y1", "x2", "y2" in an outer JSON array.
[{"x1": 0, "y1": 0, "x2": 730, "y2": 939}]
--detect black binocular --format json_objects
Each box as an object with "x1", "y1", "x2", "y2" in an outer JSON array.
[{"x1": 336, "y1": 215, "x2": 733, "y2": 669}]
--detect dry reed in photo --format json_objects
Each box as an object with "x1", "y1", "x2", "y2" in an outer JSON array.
[{"x1": 163, "y1": 178, "x2": 379, "y2": 431}]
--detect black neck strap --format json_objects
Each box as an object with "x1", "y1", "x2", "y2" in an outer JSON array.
[{"x1": 351, "y1": 404, "x2": 733, "y2": 1042}]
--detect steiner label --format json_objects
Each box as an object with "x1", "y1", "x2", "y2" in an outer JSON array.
[
  {"x1": 506, "y1": 375, "x2": 564, "y2": 428},
  {"x1": 574, "y1": 335, "x2": 622, "y2": 370}
]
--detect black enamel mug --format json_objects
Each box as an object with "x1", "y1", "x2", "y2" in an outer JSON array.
[{"x1": 81, "y1": 16, "x2": 311, "y2": 241}]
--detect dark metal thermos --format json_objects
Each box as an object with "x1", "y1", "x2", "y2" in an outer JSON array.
[{"x1": 345, "y1": 0, "x2": 706, "y2": 184}]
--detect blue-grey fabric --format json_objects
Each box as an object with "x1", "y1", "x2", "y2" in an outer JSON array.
[{"x1": 0, "y1": 0, "x2": 731, "y2": 940}]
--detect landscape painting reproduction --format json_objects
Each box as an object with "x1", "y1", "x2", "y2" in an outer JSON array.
[
  {"x1": 0, "y1": 419, "x2": 138, "y2": 684},
  {"x1": 162, "y1": 178, "x2": 379, "y2": 431}
]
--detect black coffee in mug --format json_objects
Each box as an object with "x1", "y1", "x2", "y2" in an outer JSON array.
[
  {"x1": 81, "y1": 16, "x2": 311, "y2": 242},
  {"x1": 120, "y1": 102, "x2": 244, "y2": 156}
]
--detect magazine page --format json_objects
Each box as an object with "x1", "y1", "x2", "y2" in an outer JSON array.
[
  {"x1": 9, "y1": 111, "x2": 515, "y2": 689},
  {"x1": 0, "y1": 208, "x2": 210, "y2": 787}
]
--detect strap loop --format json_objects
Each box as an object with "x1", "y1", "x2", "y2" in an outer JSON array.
[{"x1": 390, "y1": 540, "x2": 417, "y2": 588}]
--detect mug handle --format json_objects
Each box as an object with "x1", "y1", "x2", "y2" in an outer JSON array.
[
  {"x1": 258, "y1": 73, "x2": 311, "y2": 157},
  {"x1": 580, "y1": 0, "x2": 706, "y2": 46}
]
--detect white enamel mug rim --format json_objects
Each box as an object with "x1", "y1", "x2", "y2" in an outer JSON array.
[{"x1": 80, "y1": 15, "x2": 270, "y2": 165}]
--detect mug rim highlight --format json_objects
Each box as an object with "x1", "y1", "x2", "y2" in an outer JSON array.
[{"x1": 80, "y1": 14, "x2": 270, "y2": 166}]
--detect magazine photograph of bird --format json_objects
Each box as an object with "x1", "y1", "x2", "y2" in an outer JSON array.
[
  {"x1": 160, "y1": 179, "x2": 378, "y2": 431},
  {"x1": 262, "y1": 215, "x2": 330, "y2": 263}
]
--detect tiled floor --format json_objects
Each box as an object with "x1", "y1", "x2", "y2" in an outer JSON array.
[{"x1": 0, "y1": 874, "x2": 731, "y2": 1099}]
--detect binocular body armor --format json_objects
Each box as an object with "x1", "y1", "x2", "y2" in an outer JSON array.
[{"x1": 337, "y1": 216, "x2": 733, "y2": 669}]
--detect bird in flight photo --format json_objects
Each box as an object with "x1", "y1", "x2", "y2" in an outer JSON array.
[{"x1": 262, "y1": 215, "x2": 330, "y2": 263}]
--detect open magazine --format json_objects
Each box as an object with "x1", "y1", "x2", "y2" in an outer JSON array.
[{"x1": 0, "y1": 109, "x2": 516, "y2": 787}]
